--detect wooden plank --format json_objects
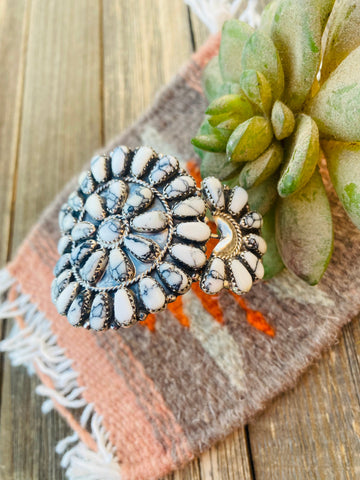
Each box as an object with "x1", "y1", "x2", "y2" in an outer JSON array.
[
  {"x1": 249, "y1": 317, "x2": 360, "y2": 479},
  {"x1": 0, "y1": 1, "x2": 103, "y2": 479},
  {"x1": 102, "y1": 0, "x2": 194, "y2": 142}
]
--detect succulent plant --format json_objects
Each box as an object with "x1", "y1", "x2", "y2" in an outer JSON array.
[{"x1": 192, "y1": 0, "x2": 360, "y2": 285}]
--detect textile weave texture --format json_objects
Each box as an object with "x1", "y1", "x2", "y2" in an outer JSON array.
[{"x1": 3, "y1": 34, "x2": 360, "y2": 480}]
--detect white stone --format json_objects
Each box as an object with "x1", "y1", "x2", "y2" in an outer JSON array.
[
  {"x1": 131, "y1": 210, "x2": 168, "y2": 232},
  {"x1": 241, "y1": 211, "x2": 263, "y2": 230},
  {"x1": 84, "y1": 194, "x2": 106, "y2": 221},
  {"x1": 230, "y1": 258, "x2": 253, "y2": 293},
  {"x1": 175, "y1": 221, "x2": 211, "y2": 242},
  {"x1": 131, "y1": 146, "x2": 154, "y2": 177},
  {"x1": 202, "y1": 177, "x2": 225, "y2": 209},
  {"x1": 244, "y1": 234, "x2": 267, "y2": 255},
  {"x1": 201, "y1": 257, "x2": 225, "y2": 294},
  {"x1": 109, "y1": 248, "x2": 134, "y2": 282},
  {"x1": 80, "y1": 250, "x2": 108, "y2": 284},
  {"x1": 123, "y1": 187, "x2": 153, "y2": 216},
  {"x1": 91, "y1": 155, "x2": 108, "y2": 183},
  {"x1": 157, "y1": 262, "x2": 191, "y2": 294},
  {"x1": 56, "y1": 282, "x2": 79, "y2": 315},
  {"x1": 114, "y1": 288, "x2": 136, "y2": 327},
  {"x1": 70, "y1": 240, "x2": 97, "y2": 265},
  {"x1": 172, "y1": 196, "x2": 206, "y2": 218},
  {"x1": 242, "y1": 251, "x2": 264, "y2": 279},
  {"x1": 72, "y1": 221, "x2": 96, "y2": 242},
  {"x1": 54, "y1": 253, "x2": 71, "y2": 277},
  {"x1": 78, "y1": 170, "x2": 95, "y2": 195},
  {"x1": 98, "y1": 217, "x2": 123, "y2": 243},
  {"x1": 124, "y1": 234, "x2": 159, "y2": 262},
  {"x1": 104, "y1": 180, "x2": 127, "y2": 214},
  {"x1": 149, "y1": 155, "x2": 179, "y2": 184},
  {"x1": 57, "y1": 235, "x2": 72, "y2": 255},
  {"x1": 67, "y1": 291, "x2": 90, "y2": 326},
  {"x1": 163, "y1": 175, "x2": 196, "y2": 199},
  {"x1": 229, "y1": 186, "x2": 248, "y2": 215},
  {"x1": 68, "y1": 192, "x2": 83, "y2": 211},
  {"x1": 111, "y1": 146, "x2": 130, "y2": 176},
  {"x1": 89, "y1": 293, "x2": 109, "y2": 330},
  {"x1": 170, "y1": 244, "x2": 207, "y2": 269},
  {"x1": 139, "y1": 277, "x2": 166, "y2": 312}
]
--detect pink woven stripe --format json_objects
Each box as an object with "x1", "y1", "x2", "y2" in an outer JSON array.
[{"x1": 8, "y1": 231, "x2": 192, "y2": 480}]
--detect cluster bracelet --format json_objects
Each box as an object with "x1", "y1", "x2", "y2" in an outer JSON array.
[{"x1": 51, "y1": 145, "x2": 266, "y2": 330}]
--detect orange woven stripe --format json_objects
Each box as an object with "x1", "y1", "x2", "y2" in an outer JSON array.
[{"x1": 230, "y1": 292, "x2": 275, "y2": 337}]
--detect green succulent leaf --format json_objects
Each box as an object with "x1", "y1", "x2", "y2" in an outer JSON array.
[
  {"x1": 240, "y1": 70, "x2": 273, "y2": 116},
  {"x1": 261, "y1": 206, "x2": 285, "y2": 280},
  {"x1": 271, "y1": 99, "x2": 295, "y2": 140},
  {"x1": 208, "y1": 113, "x2": 243, "y2": 129},
  {"x1": 206, "y1": 93, "x2": 253, "y2": 117},
  {"x1": 321, "y1": 0, "x2": 360, "y2": 82},
  {"x1": 278, "y1": 113, "x2": 319, "y2": 197},
  {"x1": 276, "y1": 169, "x2": 333, "y2": 285},
  {"x1": 247, "y1": 173, "x2": 278, "y2": 216},
  {"x1": 202, "y1": 56, "x2": 223, "y2": 103},
  {"x1": 271, "y1": 0, "x2": 321, "y2": 111},
  {"x1": 241, "y1": 30, "x2": 284, "y2": 100},
  {"x1": 322, "y1": 140, "x2": 360, "y2": 229},
  {"x1": 239, "y1": 141, "x2": 283, "y2": 189},
  {"x1": 200, "y1": 151, "x2": 241, "y2": 181},
  {"x1": 227, "y1": 116, "x2": 273, "y2": 162},
  {"x1": 306, "y1": 45, "x2": 360, "y2": 142},
  {"x1": 219, "y1": 19, "x2": 254, "y2": 82},
  {"x1": 192, "y1": 128, "x2": 231, "y2": 153},
  {"x1": 259, "y1": 0, "x2": 281, "y2": 37},
  {"x1": 216, "y1": 82, "x2": 243, "y2": 96}
]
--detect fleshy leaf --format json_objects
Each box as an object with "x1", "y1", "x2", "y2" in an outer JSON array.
[
  {"x1": 202, "y1": 56, "x2": 223, "y2": 102},
  {"x1": 271, "y1": 0, "x2": 321, "y2": 111},
  {"x1": 271, "y1": 100, "x2": 295, "y2": 140},
  {"x1": 193, "y1": 118, "x2": 214, "y2": 159},
  {"x1": 227, "y1": 116, "x2": 273, "y2": 162},
  {"x1": 306, "y1": 45, "x2": 360, "y2": 142},
  {"x1": 240, "y1": 70, "x2": 273, "y2": 116},
  {"x1": 200, "y1": 152, "x2": 241, "y2": 181},
  {"x1": 276, "y1": 169, "x2": 333, "y2": 285},
  {"x1": 319, "y1": 0, "x2": 336, "y2": 31},
  {"x1": 322, "y1": 140, "x2": 360, "y2": 229},
  {"x1": 219, "y1": 19, "x2": 254, "y2": 82},
  {"x1": 206, "y1": 93, "x2": 253, "y2": 117},
  {"x1": 192, "y1": 130, "x2": 230, "y2": 153},
  {"x1": 208, "y1": 113, "x2": 243, "y2": 129},
  {"x1": 321, "y1": 0, "x2": 360, "y2": 82},
  {"x1": 278, "y1": 113, "x2": 319, "y2": 197},
  {"x1": 239, "y1": 141, "x2": 283, "y2": 189},
  {"x1": 247, "y1": 174, "x2": 278, "y2": 216},
  {"x1": 216, "y1": 82, "x2": 242, "y2": 96},
  {"x1": 259, "y1": 0, "x2": 281, "y2": 37},
  {"x1": 241, "y1": 31, "x2": 284, "y2": 100},
  {"x1": 261, "y1": 206, "x2": 285, "y2": 280}
]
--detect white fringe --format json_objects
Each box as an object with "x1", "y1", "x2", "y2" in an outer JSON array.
[
  {"x1": 185, "y1": 0, "x2": 261, "y2": 33},
  {"x1": 0, "y1": 268, "x2": 122, "y2": 480}
]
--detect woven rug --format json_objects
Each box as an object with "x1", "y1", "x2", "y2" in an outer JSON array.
[{"x1": 1, "y1": 33, "x2": 360, "y2": 480}]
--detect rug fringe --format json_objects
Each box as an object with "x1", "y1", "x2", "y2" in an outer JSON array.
[
  {"x1": 0, "y1": 268, "x2": 122, "y2": 480},
  {"x1": 184, "y1": 0, "x2": 261, "y2": 33}
]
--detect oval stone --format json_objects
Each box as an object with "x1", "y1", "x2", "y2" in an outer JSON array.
[
  {"x1": 71, "y1": 221, "x2": 96, "y2": 242},
  {"x1": 157, "y1": 262, "x2": 191, "y2": 294},
  {"x1": 170, "y1": 244, "x2": 207, "y2": 269},
  {"x1": 131, "y1": 210, "x2": 168, "y2": 232},
  {"x1": 79, "y1": 249, "x2": 108, "y2": 284},
  {"x1": 124, "y1": 234, "x2": 160, "y2": 262},
  {"x1": 139, "y1": 277, "x2": 166, "y2": 313},
  {"x1": 57, "y1": 235, "x2": 72, "y2": 255},
  {"x1": 56, "y1": 282, "x2": 79, "y2": 315},
  {"x1": 103, "y1": 180, "x2": 127, "y2": 214},
  {"x1": 67, "y1": 290, "x2": 91, "y2": 326},
  {"x1": 228, "y1": 186, "x2": 248, "y2": 216},
  {"x1": 241, "y1": 251, "x2": 265, "y2": 279},
  {"x1": 243, "y1": 234, "x2": 267, "y2": 255},
  {"x1": 122, "y1": 186, "x2": 153, "y2": 216},
  {"x1": 67, "y1": 192, "x2": 83, "y2": 211},
  {"x1": 90, "y1": 155, "x2": 109, "y2": 183},
  {"x1": 163, "y1": 175, "x2": 196, "y2": 199},
  {"x1": 200, "y1": 257, "x2": 225, "y2": 294},
  {"x1": 111, "y1": 145, "x2": 130, "y2": 176},
  {"x1": 70, "y1": 239, "x2": 97, "y2": 265},
  {"x1": 54, "y1": 253, "x2": 71, "y2": 277},
  {"x1": 84, "y1": 193, "x2": 106, "y2": 221},
  {"x1": 131, "y1": 146, "x2": 155, "y2": 177},
  {"x1": 175, "y1": 221, "x2": 211, "y2": 242},
  {"x1": 114, "y1": 288, "x2": 137, "y2": 327},
  {"x1": 109, "y1": 248, "x2": 135, "y2": 282},
  {"x1": 229, "y1": 258, "x2": 253, "y2": 294},
  {"x1": 149, "y1": 155, "x2": 179, "y2": 184},
  {"x1": 202, "y1": 176, "x2": 225, "y2": 210},
  {"x1": 98, "y1": 216, "x2": 124, "y2": 244},
  {"x1": 240, "y1": 211, "x2": 263, "y2": 230},
  {"x1": 78, "y1": 170, "x2": 95, "y2": 195},
  {"x1": 172, "y1": 196, "x2": 206, "y2": 218},
  {"x1": 89, "y1": 292, "x2": 111, "y2": 331}
]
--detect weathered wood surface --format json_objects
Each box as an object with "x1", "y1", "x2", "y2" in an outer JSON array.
[{"x1": 0, "y1": 1, "x2": 359, "y2": 479}]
